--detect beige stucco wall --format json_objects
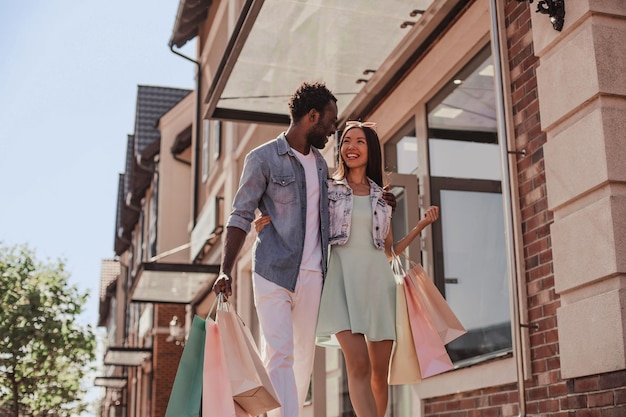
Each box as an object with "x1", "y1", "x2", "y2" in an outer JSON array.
[
  {"x1": 534, "y1": 1, "x2": 626, "y2": 378},
  {"x1": 156, "y1": 92, "x2": 195, "y2": 263}
]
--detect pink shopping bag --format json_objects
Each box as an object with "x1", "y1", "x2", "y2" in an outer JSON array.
[
  {"x1": 217, "y1": 299, "x2": 280, "y2": 416},
  {"x1": 405, "y1": 263, "x2": 466, "y2": 345},
  {"x1": 404, "y1": 273, "x2": 454, "y2": 378},
  {"x1": 203, "y1": 312, "x2": 238, "y2": 417}
]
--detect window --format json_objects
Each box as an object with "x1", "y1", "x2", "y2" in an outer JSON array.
[
  {"x1": 148, "y1": 173, "x2": 158, "y2": 260},
  {"x1": 212, "y1": 120, "x2": 222, "y2": 161},
  {"x1": 385, "y1": 127, "x2": 418, "y2": 175},
  {"x1": 202, "y1": 120, "x2": 222, "y2": 183},
  {"x1": 202, "y1": 120, "x2": 210, "y2": 182},
  {"x1": 427, "y1": 45, "x2": 511, "y2": 366},
  {"x1": 384, "y1": 45, "x2": 512, "y2": 368}
]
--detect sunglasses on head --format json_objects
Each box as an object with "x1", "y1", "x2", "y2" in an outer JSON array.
[{"x1": 345, "y1": 120, "x2": 377, "y2": 132}]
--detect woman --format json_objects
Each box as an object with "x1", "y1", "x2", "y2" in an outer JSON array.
[{"x1": 256, "y1": 121, "x2": 438, "y2": 417}]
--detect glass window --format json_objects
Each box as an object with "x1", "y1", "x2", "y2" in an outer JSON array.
[
  {"x1": 429, "y1": 138, "x2": 500, "y2": 180},
  {"x1": 427, "y1": 45, "x2": 512, "y2": 366},
  {"x1": 212, "y1": 120, "x2": 222, "y2": 161},
  {"x1": 202, "y1": 119, "x2": 210, "y2": 182},
  {"x1": 385, "y1": 126, "x2": 418, "y2": 175}
]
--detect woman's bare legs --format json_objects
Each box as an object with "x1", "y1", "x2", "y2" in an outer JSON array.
[
  {"x1": 336, "y1": 331, "x2": 378, "y2": 417},
  {"x1": 367, "y1": 339, "x2": 393, "y2": 417}
]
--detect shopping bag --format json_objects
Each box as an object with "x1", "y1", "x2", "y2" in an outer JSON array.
[
  {"x1": 404, "y1": 276, "x2": 454, "y2": 378},
  {"x1": 164, "y1": 315, "x2": 205, "y2": 417},
  {"x1": 388, "y1": 278, "x2": 422, "y2": 385},
  {"x1": 405, "y1": 263, "x2": 467, "y2": 344},
  {"x1": 217, "y1": 298, "x2": 281, "y2": 416},
  {"x1": 204, "y1": 304, "x2": 237, "y2": 417}
]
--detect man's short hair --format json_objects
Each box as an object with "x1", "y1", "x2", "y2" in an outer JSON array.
[{"x1": 288, "y1": 81, "x2": 337, "y2": 122}]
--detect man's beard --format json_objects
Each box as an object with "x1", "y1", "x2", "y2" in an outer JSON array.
[{"x1": 307, "y1": 126, "x2": 328, "y2": 149}]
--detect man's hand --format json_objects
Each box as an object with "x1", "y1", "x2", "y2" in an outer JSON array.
[
  {"x1": 215, "y1": 226, "x2": 247, "y2": 299},
  {"x1": 382, "y1": 185, "x2": 397, "y2": 212},
  {"x1": 212, "y1": 272, "x2": 233, "y2": 297}
]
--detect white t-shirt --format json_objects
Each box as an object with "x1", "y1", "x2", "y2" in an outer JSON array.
[{"x1": 293, "y1": 148, "x2": 322, "y2": 272}]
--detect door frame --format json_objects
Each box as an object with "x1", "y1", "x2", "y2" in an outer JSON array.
[{"x1": 429, "y1": 176, "x2": 502, "y2": 296}]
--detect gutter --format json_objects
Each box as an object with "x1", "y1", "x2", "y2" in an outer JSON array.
[
  {"x1": 169, "y1": 44, "x2": 201, "y2": 227},
  {"x1": 489, "y1": 1, "x2": 529, "y2": 416}
]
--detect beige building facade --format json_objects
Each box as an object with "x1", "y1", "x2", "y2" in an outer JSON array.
[{"x1": 97, "y1": 1, "x2": 626, "y2": 416}]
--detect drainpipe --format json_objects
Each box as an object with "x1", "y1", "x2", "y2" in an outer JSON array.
[
  {"x1": 170, "y1": 44, "x2": 201, "y2": 227},
  {"x1": 488, "y1": 1, "x2": 528, "y2": 416}
]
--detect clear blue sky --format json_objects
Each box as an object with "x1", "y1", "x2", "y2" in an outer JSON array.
[
  {"x1": 0, "y1": 0, "x2": 194, "y2": 324},
  {"x1": 0, "y1": 1, "x2": 195, "y2": 408}
]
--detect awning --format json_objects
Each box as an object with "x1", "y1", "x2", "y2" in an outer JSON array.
[
  {"x1": 129, "y1": 262, "x2": 220, "y2": 304},
  {"x1": 204, "y1": 0, "x2": 438, "y2": 124},
  {"x1": 94, "y1": 376, "x2": 128, "y2": 389},
  {"x1": 103, "y1": 347, "x2": 152, "y2": 367}
]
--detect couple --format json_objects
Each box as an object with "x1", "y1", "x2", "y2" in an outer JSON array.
[{"x1": 213, "y1": 81, "x2": 438, "y2": 417}]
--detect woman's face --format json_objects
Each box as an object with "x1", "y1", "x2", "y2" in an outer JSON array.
[{"x1": 341, "y1": 127, "x2": 368, "y2": 170}]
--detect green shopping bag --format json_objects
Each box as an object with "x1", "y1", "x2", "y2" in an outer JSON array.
[{"x1": 164, "y1": 315, "x2": 206, "y2": 417}]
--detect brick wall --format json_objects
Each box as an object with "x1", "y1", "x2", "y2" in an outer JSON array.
[
  {"x1": 505, "y1": 1, "x2": 558, "y2": 415},
  {"x1": 424, "y1": 383, "x2": 519, "y2": 416},
  {"x1": 423, "y1": 1, "x2": 626, "y2": 416},
  {"x1": 152, "y1": 304, "x2": 186, "y2": 417},
  {"x1": 506, "y1": 1, "x2": 626, "y2": 415}
]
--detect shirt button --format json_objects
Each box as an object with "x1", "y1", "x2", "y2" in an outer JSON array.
[{"x1": 376, "y1": 226, "x2": 379, "y2": 230}]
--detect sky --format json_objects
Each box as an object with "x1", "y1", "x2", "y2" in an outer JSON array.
[{"x1": 0, "y1": 0, "x2": 195, "y2": 410}]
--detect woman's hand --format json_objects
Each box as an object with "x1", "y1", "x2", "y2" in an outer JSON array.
[
  {"x1": 389, "y1": 206, "x2": 440, "y2": 258},
  {"x1": 418, "y1": 206, "x2": 439, "y2": 227},
  {"x1": 254, "y1": 214, "x2": 271, "y2": 233}
]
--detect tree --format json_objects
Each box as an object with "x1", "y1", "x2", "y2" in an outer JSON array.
[{"x1": 0, "y1": 244, "x2": 96, "y2": 417}]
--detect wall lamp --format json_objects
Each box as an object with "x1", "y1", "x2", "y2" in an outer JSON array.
[
  {"x1": 166, "y1": 316, "x2": 186, "y2": 346},
  {"x1": 517, "y1": 0, "x2": 565, "y2": 31}
]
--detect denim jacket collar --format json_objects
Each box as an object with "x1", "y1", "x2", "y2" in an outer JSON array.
[
  {"x1": 330, "y1": 177, "x2": 383, "y2": 197},
  {"x1": 276, "y1": 133, "x2": 292, "y2": 156}
]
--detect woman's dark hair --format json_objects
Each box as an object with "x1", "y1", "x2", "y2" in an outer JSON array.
[
  {"x1": 288, "y1": 81, "x2": 337, "y2": 122},
  {"x1": 334, "y1": 125, "x2": 384, "y2": 187}
]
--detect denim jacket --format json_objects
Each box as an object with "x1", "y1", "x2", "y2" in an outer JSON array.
[
  {"x1": 226, "y1": 133, "x2": 330, "y2": 292},
  {"x1": 328, "y1": 178, "x2": 392, "y2": 249}
]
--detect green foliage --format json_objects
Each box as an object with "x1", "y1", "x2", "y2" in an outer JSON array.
[{"x1": 0, "y1": 243, "x2": 96, "y2": 417}]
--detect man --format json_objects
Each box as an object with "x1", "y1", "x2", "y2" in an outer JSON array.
[
  {"x1": 214, "y1": 81, "x2": 394, "y2": 416},
  {"x1": 214, "y1": 81, "x2": 337, "y2": 417}
]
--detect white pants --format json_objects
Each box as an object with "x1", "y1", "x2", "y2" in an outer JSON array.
[{"x1": 253, "y1": 270, "x2": 323, "y2": 417}]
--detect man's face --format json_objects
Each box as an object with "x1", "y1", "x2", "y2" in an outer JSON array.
[{"x1": 307, "y1": 101, "x2": 338, "y2": 149}]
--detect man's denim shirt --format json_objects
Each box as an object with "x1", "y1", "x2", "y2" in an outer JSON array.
[
  {"x1": 226, "y1": 133, "x2": 330, "y2": 292},
  {"x1": 328, "y1": 177, "x2": 392, "y2": 249}
]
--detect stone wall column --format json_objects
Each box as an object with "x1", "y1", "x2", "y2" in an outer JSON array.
[{"x1": 534, "y1": 1, "x2": 626, "y2": 378}]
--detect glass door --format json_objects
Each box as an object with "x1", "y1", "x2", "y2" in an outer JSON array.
[{"x1": 430, "y1": 179, "x2": 511, "y2": 364}]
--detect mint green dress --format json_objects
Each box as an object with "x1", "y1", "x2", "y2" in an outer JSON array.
[{"x1": 316, "y1": 195, "x2": 396, "y2": 345}]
